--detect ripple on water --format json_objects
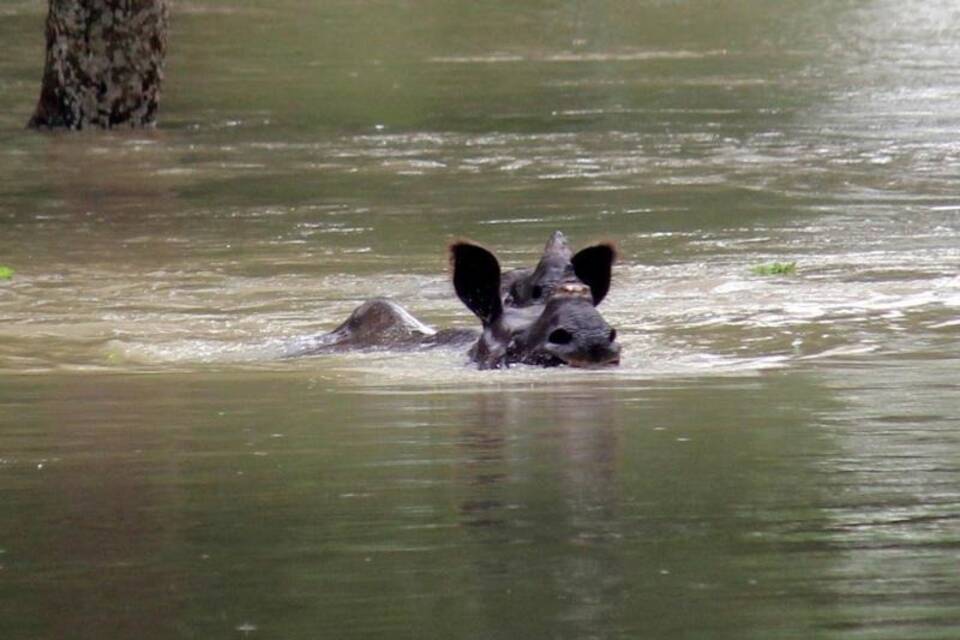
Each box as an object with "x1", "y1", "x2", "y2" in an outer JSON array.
[{"x1": 3, "y1": 236, "x2": 958, "y2": 380}]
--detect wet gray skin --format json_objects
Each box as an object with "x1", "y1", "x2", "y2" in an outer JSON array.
[
  {"x1": 452, "y1": 241, "x2": 621, "y2": 369},
  {"x1": 287, "y1": 233, "x2": 620, "y2": 368},
  {"x1": 501, "y1": 231, "x2": 615, "y2": 307},
  {"x1": 282, "y1": 297, "x2": 476, "y2": 357},
  {"x1": 509, "y1": 284, "x2": 621, "y2": 368}
]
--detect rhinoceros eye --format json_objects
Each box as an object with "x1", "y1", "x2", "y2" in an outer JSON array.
[
  {"x1": 548, "y1": 328, "x2": 573, "y2": 345},
  {"x1": 531, "y1": 285, "x2": 543, "y2": 300}
]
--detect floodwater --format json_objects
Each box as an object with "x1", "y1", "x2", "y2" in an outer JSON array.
[{"x1": 2, "y1": 0, "x2": 960, "y2": 638}]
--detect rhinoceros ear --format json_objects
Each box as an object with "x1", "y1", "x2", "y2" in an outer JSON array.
[
  {"x1": 571, "y1": 243, "x2": 616, "y2": 305},
  {"x1": 450, "y1": 241, "x2": 503, "y2": 326}
]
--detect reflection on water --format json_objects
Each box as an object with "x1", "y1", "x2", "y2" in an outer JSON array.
[
  {"x1": 2, "y1": 0, "x2": 960, "y2": 638},
  {"x1": 0, "y1": 374, "x2": 844, "y2": 639}
]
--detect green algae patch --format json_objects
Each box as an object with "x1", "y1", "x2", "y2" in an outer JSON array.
[{"x1": 751, "y1": 262, "x2": 796, "y2": 276}]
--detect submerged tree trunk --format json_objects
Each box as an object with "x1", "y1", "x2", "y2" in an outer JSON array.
[{"x1": 29, "y1": 0, "x2": 169, "y2": 130}]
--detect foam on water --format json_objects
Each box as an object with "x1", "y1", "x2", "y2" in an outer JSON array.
[{"x1": 81, "y1": 234, "x2": 958, "y2": 385}]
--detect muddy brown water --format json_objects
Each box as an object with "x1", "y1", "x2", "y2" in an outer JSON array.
[{"x1": 2, "y1": 1, "x2": 959, "y2": 638}]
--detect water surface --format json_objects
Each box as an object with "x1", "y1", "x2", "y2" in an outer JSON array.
[{"x1": 2, "y1": 1, "x2": 959, "y2": 638}]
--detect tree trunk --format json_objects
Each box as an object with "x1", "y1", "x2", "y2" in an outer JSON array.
[{"x1": 29, "y1": 0, "x2": 169, "y2": 130}]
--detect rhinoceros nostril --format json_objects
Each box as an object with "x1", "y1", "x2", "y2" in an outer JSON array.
[
  {"x1": 608, "y1": 328, "x2": 617, "y2": 343},
  {"x1": 548, "y1": 328, "x2": 573, "y2": 345}
]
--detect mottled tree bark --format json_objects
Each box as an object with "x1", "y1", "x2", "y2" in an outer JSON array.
[{"x1": 29, "y1": 0, "x2": 169, "y2": 130}]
